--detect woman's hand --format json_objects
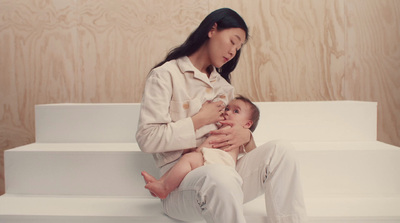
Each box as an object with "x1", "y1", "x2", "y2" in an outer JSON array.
[
  {"x1": 192, "y1": 100, "x2": 225, "y2": 130},
  {"x1": 208, "y1": 120, "x2": 251, "y2": 152}
]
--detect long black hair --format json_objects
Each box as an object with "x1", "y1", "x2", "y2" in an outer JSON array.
[{"x1": 153, "y1": 8, "x2": 249, "y2": 83}]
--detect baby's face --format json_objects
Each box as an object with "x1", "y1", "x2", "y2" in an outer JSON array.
[{"x1": 223, "y1": 99, "x2": 252, "y2": 128}]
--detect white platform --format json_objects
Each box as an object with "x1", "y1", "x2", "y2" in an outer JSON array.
[
  {"x1": 1, "y1": 194, "x2": 399, "y2": 223},
  {"x1": 1, "y1": 101, "x2": 400, "y2": 223},
  {"x1": 5, "y1": 142, "x2": 400, "y2": 197}
]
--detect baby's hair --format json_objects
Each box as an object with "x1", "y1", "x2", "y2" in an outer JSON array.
[{"x1": 234, "y1": 95, "x2": 260, "y2": 132}]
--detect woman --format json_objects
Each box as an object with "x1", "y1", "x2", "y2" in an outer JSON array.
[{"x1": 136, "y1": 8, "x2": 307, "y2": 223}]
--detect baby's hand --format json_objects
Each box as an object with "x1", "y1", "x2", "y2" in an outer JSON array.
[{"x1": 192, "y1": 101, "x2": 225, "y2": 129}]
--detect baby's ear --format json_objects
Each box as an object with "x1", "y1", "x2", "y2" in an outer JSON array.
[{"x1": 244, "y1": 120, "x2": 253, "y2": 129}]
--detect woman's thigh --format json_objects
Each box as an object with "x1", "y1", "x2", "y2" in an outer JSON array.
[
  {"x1": 236, "y1": 140, "x2": 296, "y2": 203},
  {"x1": 162, "y1": 164, "x2": 244, "y2": 222}
]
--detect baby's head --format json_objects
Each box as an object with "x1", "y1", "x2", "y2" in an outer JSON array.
[{"x1": 224, "y1": 95, "x2": 260, "y2": 132}]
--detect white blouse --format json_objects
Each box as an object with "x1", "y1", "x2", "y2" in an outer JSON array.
[{"x1": 136, "y1": 56, "x2": 234, "y2": 168}]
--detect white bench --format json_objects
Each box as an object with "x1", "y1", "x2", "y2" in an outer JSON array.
[{"x1": 1, "y1": 101, "x2": 399, "y2": 223}]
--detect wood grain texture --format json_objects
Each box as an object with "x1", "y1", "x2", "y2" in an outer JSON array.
[
  {"x1": 227, "y1": 0, "x2": 346, "y2": 102},
  {"x1": 0, "y1": 0, "x2": 399, "y2": 195},
  {"x1": 76, "y1": 0, "x2": 208, "y2": 103},
  {"x1": 345, "y1": 0, "x2": 400, "y2": 146},
  {"x1": 0, "y1": 0, "x2": 79, "y2": 194}
]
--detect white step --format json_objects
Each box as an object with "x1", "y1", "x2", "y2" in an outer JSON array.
[
  {"x1": 2, "y1": 101, "x2": 398, "y2": 222},
  {"x1": 253, "y1": 101, "x2": 377, "y2": 142},
  {"x1": 5, "y1": 142, "x2": 400, "y2": 196},
  {"x1": 0, "y1": 194, "x2": 399, "y2": 223},
  {"x1": 4, "y1": 143, "x2": 158, "y2": 197},
  {"x1": 35, "y1": 103, "x2": 141, "y2": 143},
  {"x1": 293, "y1": 141, "x2": 400, "y2": 196},
  {"x1": 34, "y1": 101, "x2": 377, "y2": 143},
  {"x1": 0, "y1": 194, "x2": 176, "y2": 223}
]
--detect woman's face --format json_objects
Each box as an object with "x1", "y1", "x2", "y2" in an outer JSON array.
[{"x1": 207, "y1": 26, "x2": 246, "y2": 68}]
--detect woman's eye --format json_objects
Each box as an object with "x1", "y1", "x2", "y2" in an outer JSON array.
[
  {"x1": 231, "y1": 40, "x2": 240, "y2": 51},
  {"x1": 225, "y1": 107, "x2": 229, "y2": 111},
  {"x1": 234, "y1": 109, "x2": 239, "y2": 113}
]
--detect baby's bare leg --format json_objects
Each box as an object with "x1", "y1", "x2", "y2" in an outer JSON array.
[{"x1": 145, "y1": 151, "x2": 204, "y2": 199}]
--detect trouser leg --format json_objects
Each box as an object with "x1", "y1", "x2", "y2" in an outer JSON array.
[
  {"x1": 162, "y1": 164, "x2": 246, "y2": 223},
  {"x1": 236, "y1": 140, "x2": 308, "y2": 223}
]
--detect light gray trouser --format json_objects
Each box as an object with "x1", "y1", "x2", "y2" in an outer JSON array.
[{"x1": 161, "y1": 140, "x2": 308, "y2": 223}]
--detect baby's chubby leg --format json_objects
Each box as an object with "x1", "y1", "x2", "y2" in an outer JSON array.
[{"x1": 143, "y1": 151, "x2": 204, "y2": 199}]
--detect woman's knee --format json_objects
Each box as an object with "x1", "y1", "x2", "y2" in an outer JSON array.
[
  {"x1": 255, "y1": 140, "x2": 299, "y2": 179},
  {"x1": 262, "y1": 140, "x2": 296, "y2": 160},
  {"x1": 193, "y1": 165, "x2": 243, "y2": 196},
  {"x1": 204, "y1": 164, "x2": 242, "y2": 183},
  {"x1": 198, "y1": 165, "x2": 244, "y2": 207}
]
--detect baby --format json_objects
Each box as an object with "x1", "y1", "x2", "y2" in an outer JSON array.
[{"x1": 141, "y1": 95, "x2": 260, "y2": 199}]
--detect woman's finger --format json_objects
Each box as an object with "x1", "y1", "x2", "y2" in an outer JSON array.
[
  {"x1": 210, "y1": 126, "x2": 232, "y2": 135},
  {"x1": 211, "y1": 136, "x2": 237, "y2": 148}
]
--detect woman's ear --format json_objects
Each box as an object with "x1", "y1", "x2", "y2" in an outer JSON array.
[{"x1": 208, "y1": 23, "x2": 218, "y2": 38}]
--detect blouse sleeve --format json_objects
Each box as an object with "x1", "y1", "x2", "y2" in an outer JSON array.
[{"x1": 135, "y1": 69, "x2": 197, "y2": 153}]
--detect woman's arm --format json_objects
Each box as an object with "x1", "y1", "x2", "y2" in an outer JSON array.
[
  {"x1": 208, "y1": 120, "x2": 255, "y2": 152},
  {"x1": 136, "y1": 70, "x2": 196, "y2": 153},
  {"x1": 192, "y1": 100, "x2": 225, "y2": 130},
  {"x1": 136, "y1": 69, "x2": 225, "y2": 154}
]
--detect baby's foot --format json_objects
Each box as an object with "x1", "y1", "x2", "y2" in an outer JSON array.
[
  {"x1": 145, "y1": 182, "x2": 169, "y2": 199},
  {"x1": 141, "y1": 171, "x2": 157, "y2": 183},
  {"x1": 141, "y1": 171, "x2": 157, "y2": 197}
]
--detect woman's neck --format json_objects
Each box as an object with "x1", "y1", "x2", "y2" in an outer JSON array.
[{"x1": 188, "y1": 46, "x2": 212, "y2": 76}]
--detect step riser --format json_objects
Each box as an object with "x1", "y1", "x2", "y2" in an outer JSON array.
[
  {"x1": 1, "y1": 216, "x2": 399, "y2": 223},
  {"x1": 0, "y1": 216, "x2": 185, "y2": 223},
  {"x1": 35, "y1": 102, "x2": 377, "y2": 143},
  {"x1": 253, "y1": 101, "x2": 377, "y2": 142},
  {"x1": 35, "y1": 104, "x2": 141, "y2": 143},
  {"x1": 6, "y1": 148, "x2": 399, "y2": 196},
  {"x1": 298, "y1": 149, "x2": 400, "y2": 195},
  {"x1": 5, "y1": 151, "x2": 159, "y2": 196}
]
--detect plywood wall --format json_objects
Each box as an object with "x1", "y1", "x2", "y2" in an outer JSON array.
[{"x1": 0, "y1": 0, "x2": 399, "y2": 194}]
